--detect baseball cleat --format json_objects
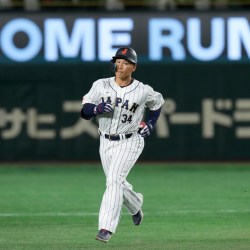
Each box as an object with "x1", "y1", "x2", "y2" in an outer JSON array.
[
  {"x1": 95, "y1": 229, "x2": 112, "y2": 243},
  {"x1": 132, "y1": 209, "x2": 143, "y2": 225}
]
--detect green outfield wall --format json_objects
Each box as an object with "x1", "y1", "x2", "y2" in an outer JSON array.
[
  {"x1": 1, "y1": 62, "x2": 250, "y2": 160},
  {"x1": 1, "y1": 11, "x2": 250, "y2": 160}
]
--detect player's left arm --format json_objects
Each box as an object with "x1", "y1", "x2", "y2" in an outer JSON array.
[
  {"x1": 139, "y1": 85, "x2": 165, "y2": 138},
  {"x1": 139, "y1": 108, "x2": 162, "y2": 137}
]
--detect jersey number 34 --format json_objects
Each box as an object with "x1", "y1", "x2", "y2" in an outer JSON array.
[{"x1": 121, "y1": 114, "x2": 132, "y2": 123}]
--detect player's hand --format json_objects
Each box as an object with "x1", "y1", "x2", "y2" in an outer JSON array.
[
  {"x1": 138, "y1": 121, "x2": 153, "y2": 138},
  {"x1": 94, "y1": 102, "x2": 113, "y2": 115}
]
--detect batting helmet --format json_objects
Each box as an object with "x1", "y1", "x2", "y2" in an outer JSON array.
[{"x1": 111, "y1": 47, "x2": 137, "y2": 64}]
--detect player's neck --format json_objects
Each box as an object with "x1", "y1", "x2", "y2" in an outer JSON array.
[{"x1": 115, "y1": 76, "x2": 133, "y2": 87}]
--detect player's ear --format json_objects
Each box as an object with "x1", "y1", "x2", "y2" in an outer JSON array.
[
  {"x1": 132, "y1": 64, "x2": 137, "y2": 72},
  {"x1": 113, "y1": 63, "x2": 117, "y2": 72},
  {"x1": 111, "y1": 61, "x2": 117, "y2": 72}
]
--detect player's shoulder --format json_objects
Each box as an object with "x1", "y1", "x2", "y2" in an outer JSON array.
[
  {"x1": 133, "y1": 79, "x2": 145, "y2": 87},
  {"x1": 135, "y1": 80, "x2": 153, "y2": 90},
  {"x1": 91, "y1": 77, "x2": 112, "y2": 88}
]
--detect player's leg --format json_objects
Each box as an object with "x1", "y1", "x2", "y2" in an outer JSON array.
[
  {"x1": 98, "y1": 135, "x2": 144, "y2": 233},
  {"x1": 123, "y1": 181, "x2": 143, "y2": 215},
  {"x1": 98, "y1": 136, "x2": 113, "y2": 236},
  {"x1": 99, "y1": 136, "x2": 112, "y2": 177}
]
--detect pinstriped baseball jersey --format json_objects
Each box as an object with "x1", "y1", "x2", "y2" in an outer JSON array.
[{"x1": 82, "y1": 77, "x2": 165, "y2": 135}]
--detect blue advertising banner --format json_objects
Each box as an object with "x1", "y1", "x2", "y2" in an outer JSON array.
[{"x1": 0, "y1": 11, "x2": 250, "y2": 63}]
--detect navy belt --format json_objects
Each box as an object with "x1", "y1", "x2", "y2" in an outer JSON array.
[{"x1": 99, "y1": 131, "x2": 133, "y2": 141}]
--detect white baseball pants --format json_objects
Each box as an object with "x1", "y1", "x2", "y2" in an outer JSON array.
[{"x1": 98, "y1": 133, "x2": 144, "y2": 233}]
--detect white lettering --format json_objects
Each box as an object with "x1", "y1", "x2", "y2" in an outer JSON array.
[
  {"x1": 188, "y1": 18, "x2": 224, "y2": 61},
  {"x1": 44, "y1": 18, "x2": 95, "y2": 61},
  {"x1": 149, "y1": 18, "x2": 185, "y2": 60},
  {"x1": 98, "y1": 18, "x2": 133, "y2": 61},
  {"x1": 0, "y1": 18, "x2": 42, "y2": 62},
  {"x1": 228, "y1": 17, "x2": 250, "y2": 60},
  {"x1": 0, "y1": 16, "x2": 249, "y2": 62}
]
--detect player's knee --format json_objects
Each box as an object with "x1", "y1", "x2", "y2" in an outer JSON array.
[{"x1": 106, "y1": 175, "x2": 123, "y2": 187}]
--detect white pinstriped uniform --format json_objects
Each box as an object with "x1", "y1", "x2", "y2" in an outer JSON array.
[{"x1": 82, "y1": 76, "x2": 164, "y2": 233}]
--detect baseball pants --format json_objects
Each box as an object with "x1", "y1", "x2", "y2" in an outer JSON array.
[{"x1": 98, "y1": 133, "x2": 144, "y2": 233}]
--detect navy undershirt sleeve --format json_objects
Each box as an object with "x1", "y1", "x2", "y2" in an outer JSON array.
[
  {"x1": 146, "y1": 108, "x2": 162, "y2": 128},
  {"x1": 80, "y1": 103, "x2": 96, "y2": 120}
]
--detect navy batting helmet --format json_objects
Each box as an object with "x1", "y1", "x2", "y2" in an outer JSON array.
[{"x1": 111, "y1": 47, "x2": 137, "y2": 64}]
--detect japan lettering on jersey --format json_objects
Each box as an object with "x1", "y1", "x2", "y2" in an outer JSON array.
[{"x1": 82, "y1": 77, "x2": 165, "y2": 135}]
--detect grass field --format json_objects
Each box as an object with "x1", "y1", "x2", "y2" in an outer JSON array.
[{"x1": 0, "y1": 163, "x2": 250, "y2": 250}]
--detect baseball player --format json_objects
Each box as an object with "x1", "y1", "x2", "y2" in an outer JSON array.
[{"x1": 80, "y1": 47, "x2": 164, "y2": 243}]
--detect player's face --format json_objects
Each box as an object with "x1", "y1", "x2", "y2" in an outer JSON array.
[{"x1": 115, "y1": 59, "x2": 136, "y2": 79}]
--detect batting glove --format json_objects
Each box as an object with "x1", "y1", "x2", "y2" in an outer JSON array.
[
  {"x1": 94, "y1": 102, "x2": 113, "y2": 115},
  {"x1": 138, "y1": 121, "x2": 154, "y2": 138}
]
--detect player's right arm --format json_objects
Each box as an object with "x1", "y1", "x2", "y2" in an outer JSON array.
[
  {"x1": 81, "y1": 101, "x2": 113, "y2": 120},
  {"x1": 80, "y1": 80, "x2": 113, "y2": 120}
]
